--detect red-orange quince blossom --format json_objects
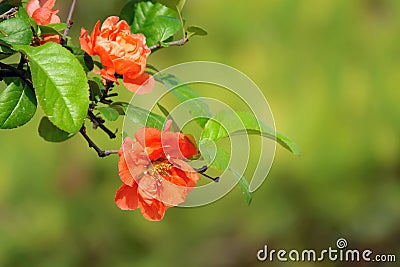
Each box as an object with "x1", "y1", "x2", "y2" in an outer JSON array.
[
  {"x1": 27, "y1": 0, "x2": 61, "y2": 25},
  {"x1": 80, "y1": 16, "x2": 154, "y2": 94},
  {"x1": 26, "y1": 0, "x2": 61, "y2": 44},
  {"x1": 115, "y1": 125, "x2": 200, "y2": 221}
]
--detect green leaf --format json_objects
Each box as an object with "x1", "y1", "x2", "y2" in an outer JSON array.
[
  {"x1": 186, "y1": 26, "x2": 208, "y2": 38},
  {"x1": 157, "y1": 0, "x2": 186, "y2": 11},
  {"x1": 39, "y1": 23, "x2": 67, "y2": 33},
  {"x1": 201, "y1": 111, "x2": 301, "y2": 155},
  {"x1": 111, "y1": 101, "x2": 166, "y2": 130},
  {"x1": 143, "y1": 15, "x2": 182, "y2": 47},
  {"x1": 88, "y1": 79, "x2": 102, "y2": 102},
  {"x1": 97, "y1": 106, "x2": 119, "y2": 121},
  {"x1": 155, "y1": 73, "x2": 212, "y2": 128},
  {"x1": 38, "y1": 116, "x2": 75, "y2": 142},
  {"x1": 131, "y1": 1, "x2": 177, "y2": 31},
  {"x1": 275, "y1": 132, "x2": 301, "y2": 156},
  {"x1": 199, "y1": 139, "x2": 230, "y2": 170},
  {"x1": 0, "y1": 43, "x2": 14, "y2": 59},
  {"x1": 156, "y1": 102, "x2": 180, "y2": 131},
  {"x1": 0, "y1": 17, "x2": 32, "y2": 45},
  {"x1": 65, "y1": 46, "x2": 94, "y2": 73},
  {"x1": 15, "y1": 42, "x2": 89, "y2": 133},
  {"x1": 0, "y1": 78, "x2": 37, "y2": 129},
  {"x1": 233, "y1": 129, "x2": 302, "y2": 156},
  {"x1": 230, "y1": 168, "x2": 252, "y2": 205},
  {"x1": 120, "y1": 0, "x2": 141, "y2": 25},
  {"x1": 123, "y1": 1, "x2": 181, "y2": 47}
]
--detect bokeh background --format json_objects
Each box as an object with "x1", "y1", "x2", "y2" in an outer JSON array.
[{"x1": 1, "y1": 0, "x2": 399, "y2": 266}]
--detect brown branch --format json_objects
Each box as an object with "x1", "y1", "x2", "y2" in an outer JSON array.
[
  {"x1": 87, "y1": 110, "x2": 116, "y2": 139},
  {"x1": 0, "y1": 62, "x2": 33, "y2": 89},
  {"x1": 62, "y1": 0, "x2": 77, "y2": 43},
  {"x1": 149, "y1": 35, "x2": 189, "y2": 51},
  {"x1": 0, "y1": 7, "x2": 18, "y2": 20},
  {"x1": 99, "y1": 80, "x2": 115, "y2": 104},
  {"x1": 194, "y1": 165, "x2": 220, "y2": 182},
  {"x1": 79, "y1": 126, "x2": 119, "y2": 157}
]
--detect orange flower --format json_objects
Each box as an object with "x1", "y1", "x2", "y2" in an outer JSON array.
[
  {"x1": 115, "y1": 125, "x2": 199, "y2": 221},
  {"x1": 80, "y1": 16, "x2": 153, "y2": 94},
  {"x1": 27, "y1": 0, "x2": 61, "y2": 25},
  {"x1": 26, "y1": 0, "x2": 61, "y2": 44}
]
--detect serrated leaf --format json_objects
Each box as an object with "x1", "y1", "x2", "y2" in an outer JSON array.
[
  {"x1": 186, "y1": 26, "x2": 207, "y2": 38},
  {"x1": 201, "y1": 111, "x2": 301, "y2": 155},
  {"x1": 97, "y1": 106, "x2": 119, "y2": 121},
  {"x1": 155, "y1": 73, "x2": 211, "y2": 128},
  {"x1": 230, "y1": 168, "x2": 252, "y2": 205},
  {"x1": 111, "y1": 101, "x2": 166, "y2": 130},
  {"x1": 143, "y1": 15, "x2": 182, "y2": 46},
  {"x1": 0, "y1": 17, "x2": 32, "y2": 45},
  {"x1": 15, "y1": 42, "x2": 89, "y2": 133},
  {"x1": 38, "y1": 116, "x2": 75, "y2": 142},
  {"x1": 0, "y1": 78, "x2": 37, "y2": 129},
  {"x1": 123, "y1": 1, "x2": 181, "y2": 47}
]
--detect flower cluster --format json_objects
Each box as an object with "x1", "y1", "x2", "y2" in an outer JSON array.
[
  {"x1": 80, "y1": 16, "x2": 153, "y2": 93},
  {"x1": 115, "y1": 124, "x2": 200, "y2": 221}
]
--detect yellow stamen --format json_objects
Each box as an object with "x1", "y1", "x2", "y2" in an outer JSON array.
[{"x1": 153, "y1": 162, "x2": 172, "y2": 176}]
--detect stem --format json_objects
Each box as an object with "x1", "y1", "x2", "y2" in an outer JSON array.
[
  {"x1": 0, "y1": 62, "x2": 33, "y2": 89},
  {"x1": 194, "y1": 165, "x2": 220, "y2": 182},
  {"x1": 149, "y1": 35, "x2": 189, "y2": 51},
  {"x1": 87, "y1": 110, "x2": 116, "y2": 139},
  {"x1": 79, "y1": 126, "x2": 119, "y2": 157},
  {"x1": 62, "y1": 0, "x2": 77, "y2": 42},
  {"x1": 0, "y1": 7, "x2": 18, "y2": 20},
  {"x1": 99, "y1": 80, "x2": 115, "y2": 104}
]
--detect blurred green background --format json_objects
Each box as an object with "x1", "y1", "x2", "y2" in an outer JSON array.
[{"x1": 1, "y1": 0, "x2": 399, "y2": 266}]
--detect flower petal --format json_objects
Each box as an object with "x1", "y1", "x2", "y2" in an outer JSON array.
[
  {"x1": 118, "y1": 138, "x2": 149, "y2": 186},
  {"x1": 40, "y1": 34, "x2": 61, "y2": 44},
  {"x1": 101, "y1": 16, "x2": 120, "y2": 31},
  {"x1": 115, "y1": 184, "x2": 139, "y2": 210},
  {"x1": 123, "y1": 73, "x2": 154, "y2": 94},
  {"x1": 27, "y1": 0, "x2": 41, "y2": 17},
  {"x1": 138, "y1": 195, "x2": 167, "y2": 221},
  {"x1": 162, "y1": 131, "x2": 198, "y2": 159},
  {"x1": 31, "y1": 7, "x2": 59, "y2": 25},
  {"x1": 134, "y1": 127, "x2": 163, "y2": 161}
]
